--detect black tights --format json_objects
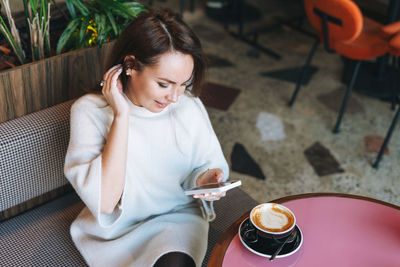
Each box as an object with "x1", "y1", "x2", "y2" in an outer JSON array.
[{"x1": 153, "y1": 252, "x2": 196, "y2": 267}]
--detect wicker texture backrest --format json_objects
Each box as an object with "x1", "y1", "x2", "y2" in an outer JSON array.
[{"x1": 0, "y1": 101, "x2": 74, "y2": 220}]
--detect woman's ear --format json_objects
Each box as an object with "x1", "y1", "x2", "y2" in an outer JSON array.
[{"x1": 123, "y1": 55, "x2": 136, "y2": 76}]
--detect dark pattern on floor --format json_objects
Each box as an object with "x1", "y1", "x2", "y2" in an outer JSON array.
[
  {"x1": 231, "y1": 143, "x2": 266, "y2": 180},
  {"x1": 364, "y1": 136, "x2": 389, "y2": 155},
  {"x1": 304, "y1": 142, "x2": 344, "y2": 176},
  {"x1": 260, "y1": 66, "x2": 318, "y2": 85},
  {"x1": 206, "y1": 54, "x2": 234, "y2": 68},
  {"x1": 192, "y1": 24, "x2": 227, "y2": 43},
  {"x1": 317, "y1": 89, "x2": 365, "y2": 115},
  {"x1": 200, "y1": 82, "x2": 241, "y2": 111}
]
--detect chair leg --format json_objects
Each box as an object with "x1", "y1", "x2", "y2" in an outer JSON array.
[
  {"x1": 289, "y1": 39, "x2": 319, "y2": 107},
  {"x1": 332, "y1": 60, "x2": 362, "y2": 133},
  {"x1": 391, "y1": 56, "x2": 397, "y2": 111},
  {"x1": 373, "y1": 104, "x2": 400, "y2": 169}
]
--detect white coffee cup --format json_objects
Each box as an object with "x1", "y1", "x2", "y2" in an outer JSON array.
[{"x1": 250, "y1": 203, "x2": 296, "y2": 239}]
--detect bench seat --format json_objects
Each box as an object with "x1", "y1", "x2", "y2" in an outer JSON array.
[{"x1": 0, "y1": 100, "x2": 257, "y2": 266}]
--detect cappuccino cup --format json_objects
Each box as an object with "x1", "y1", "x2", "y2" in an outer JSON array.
[{"x1": 250, "y1": 203, "x2": 296, "y2": 240}]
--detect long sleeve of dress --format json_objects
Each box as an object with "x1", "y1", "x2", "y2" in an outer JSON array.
[
  {"x1": 64, "y1": 101, "x2": 124, "y2": 227},
  {"x1": 182, "y1": 97, "x2": 229, "y2": 190}
]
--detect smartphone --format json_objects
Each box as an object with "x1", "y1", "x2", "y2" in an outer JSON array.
[{"x1": 184, "y1": 179, "x2": 242, "y2": 195}]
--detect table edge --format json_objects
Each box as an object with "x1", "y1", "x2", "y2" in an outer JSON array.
[
  {"x1": 207, "y1": 192, "x2": 399, "y2": 267},
  {"x1": 272, "y1": 192, "x2": 400, "y2": 209}
]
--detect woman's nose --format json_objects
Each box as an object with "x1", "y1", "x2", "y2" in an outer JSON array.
[{"x1": 167, "y1": 87, "x2": 178, "y2": 103}]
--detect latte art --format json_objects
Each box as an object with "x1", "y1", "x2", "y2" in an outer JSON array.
[{"x1": 251, "y1": 203, "x2": 295, "y2": 233}]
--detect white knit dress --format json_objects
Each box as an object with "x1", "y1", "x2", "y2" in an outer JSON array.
[{"x1": 64, "y1": 93, "x2": 229, "y2": 267}]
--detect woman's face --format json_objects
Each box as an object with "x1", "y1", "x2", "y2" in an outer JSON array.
[{"x1": 126, "y1": 51, "x2": 194, "y2": 113}]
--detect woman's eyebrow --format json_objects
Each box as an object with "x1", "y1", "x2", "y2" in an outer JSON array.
[{"x1": 158, "y1": 77, "x2": 192, "y2": 85}]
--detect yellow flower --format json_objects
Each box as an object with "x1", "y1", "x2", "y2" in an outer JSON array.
[{"x1": 86, "y1": 24, "x2": 98, "y2": 46}]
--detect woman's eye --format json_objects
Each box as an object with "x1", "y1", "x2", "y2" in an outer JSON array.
[
  {"x1": 158, "y1": 83, "x2": 168, "y2": 88},
  {"x1": 185, "y1": 83, "x2": 192, "y2": 91}
]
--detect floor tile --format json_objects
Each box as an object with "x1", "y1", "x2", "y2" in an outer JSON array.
[
  {"x1": 317, "y1": 89, "x2": 364, "y2": 114},
  {"x1": 364, "y1": 136, "x2": 389, "y2": 155},
  {"x1": 231, "y1": 143, "x2": 266, "y2": 180},
  {"x1": 304, "y1": 142, "x2": 344, "y2": 176},
  {"x1": 206, "y1": 54, "x2": 234, "y2": 68},
  {"x1": 256, "y1": 112, "x2": 285, "y2": 141},
  {"x1": 260, "y1": 66, "x2": 318, "y2": 85},
  {"x1": 200, "y1": 82, "x2": 241, "y2": 111}
]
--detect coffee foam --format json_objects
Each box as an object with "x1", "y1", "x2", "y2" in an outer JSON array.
[{"x1": 251, "y1": 204, "x2": 294, "y2": 233}]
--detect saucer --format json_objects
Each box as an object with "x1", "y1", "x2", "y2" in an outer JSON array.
[{"x1": 238, "y1": 217, "x2": 303, "y2": 258}]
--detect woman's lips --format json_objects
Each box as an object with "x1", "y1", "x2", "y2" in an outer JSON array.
[{"x1": 155, "y1": 100, "x2": 168, "y2": 108}]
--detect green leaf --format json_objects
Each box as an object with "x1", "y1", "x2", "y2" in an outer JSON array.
[
  {"x1": 0, "y1": 16, "x2": 25, "y2": 64},
  {"x1": 70, "y1": 0, "x2": 90, "y2": 17},
  {"x1": 123, "y1": 2, "x2": 147, "y2": 16},
  {"x1": 96, "y1": 0, "x2": 142, "y2": 19},
  {"x1": 44, "y1": 34, "x2": 51, "y2": 57},
  {"x1": 22, "y1": 0, "x2": 31, "y2": 21},
  {"x1": 44, "y1": 17, "x2": 51, "y2": 57},
  {"x1": 56, "y1": 17, "x2": 81, "y2": 54},
  {"x1": 40, "y1": 0, "x2": 47, "y2": 22},
  {"x1": 65, "y1": 0, "x2": 77, "y2": 18},
  {"x1": 33, "y1": 45, "x2": 39, "y2": 61},
  {"x1": 94, "y1": 13, "x2": 107, "y2": 46},
  {"x1": 29, "y1": 0, "x2": 40, "y2": 16},
  {"x1": 78, "y1": 17, "x2": 90, "y2": 47},
  {"x1": 105, "y1": 10, "x2": 118, "y2": 37},
  {"x1": 59, "y1": 1, "x2": 146, "y2": 53}
]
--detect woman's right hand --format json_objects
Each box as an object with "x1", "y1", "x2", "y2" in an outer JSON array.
[{"x1": 102, "y1": 65, "x2": 130, "y2": 117}]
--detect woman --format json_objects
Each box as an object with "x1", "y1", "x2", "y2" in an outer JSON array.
[{"x1": 64, "y1": 8, "x2": 229, "y2": 267}]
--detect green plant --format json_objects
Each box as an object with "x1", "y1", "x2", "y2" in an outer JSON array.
[
  {"x1": 0, "y1": 0, "x2": 27, "y2": 64},
  {"x1": 0, "y1": 0, "x2": 52, "y2": 64},
  {"x1": 23, "y1": 0, "x2": 51, "y2": 60},
  {"x1": 56, "y1": 0, "x2": 146, "y2": 55}
]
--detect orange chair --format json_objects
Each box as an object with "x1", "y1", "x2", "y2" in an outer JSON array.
[
  {"x1": 373, "y1": 24, "x2": 400, "y2": 168},
  {"x1": 289, "y1": 0, "x2": 391, "y2": 133}
]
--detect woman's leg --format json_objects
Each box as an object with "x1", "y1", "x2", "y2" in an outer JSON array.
[{"x1": 154, "y1": 252, "x2": 196, "y2": 267}]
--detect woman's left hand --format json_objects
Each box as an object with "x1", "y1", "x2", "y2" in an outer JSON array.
[{"x1": 193, "y1": 168, "x2": 226, "y2": 201}]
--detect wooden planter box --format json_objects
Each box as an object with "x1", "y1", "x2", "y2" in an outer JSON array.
[{"x1": 0, "y1": 41, "x2": 115, "y2": 123}]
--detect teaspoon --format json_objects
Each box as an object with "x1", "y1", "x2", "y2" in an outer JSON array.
[{"x1": 269, "y1": 230, "x2": 297, "y2": 261}]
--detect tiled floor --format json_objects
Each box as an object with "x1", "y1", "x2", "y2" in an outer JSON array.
[{"x1": 148, "y1": 0, "x2": 400, "y2": 206}]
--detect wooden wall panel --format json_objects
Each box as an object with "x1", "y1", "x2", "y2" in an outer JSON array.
[{"x1": 0, "y1": 41, "x2": 115, "y2": 123}]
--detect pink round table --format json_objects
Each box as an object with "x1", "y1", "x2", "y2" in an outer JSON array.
[{"x1": 208, "y1": 193, "x2": 400, "y2": 267}]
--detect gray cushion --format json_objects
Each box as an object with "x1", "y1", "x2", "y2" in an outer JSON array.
[
  {"x1": 0, "y1": 101, "x2": 73, "y2": 218},
  {"x1": 0, "y1": 192, "x2": 86, "y2": 266},
  {"x1": 0, "y1": 187, "x2": 256, "y2": 266}
]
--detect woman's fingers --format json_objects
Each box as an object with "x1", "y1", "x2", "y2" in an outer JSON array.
[
  {"x1": 111, "y1": 68, "x2": 123, "y2": 92},
  {"x1": 215, "y1": 169, "x2": 224, "y2": 182},
  {"x1": 193, "y1": 169, "x2": 227, "y2": 201},
  {"x1": 101, "y1": 65, "x2": 129, "y2": 116},
  {"x1": 102, "y1": 67, "x2": 123, "y2": 96},
  {"x1": 102, "y1": 65, "x2": 122, "y2": 93},
  {"x1": 116, "y1": 76, "x2": 123, "y2": 92},
  {"x1": 107, "y1": 67, "x2": 122, "y2": 86},
  {"x1": 197, "y1": 168, "x2": 225, "y2": 186},
  {"x1": 209, "y1": 168, "x2": 224, "y2": 183},
  {"x1": 201, "y1": 195, "x2": 221, "y2": 201},
  {"x1": 193, "y1": 191, "x2": 226, "y2": 201},
  {"x1": 103, "y1": 64, "x2": 121, "y2": 83}
]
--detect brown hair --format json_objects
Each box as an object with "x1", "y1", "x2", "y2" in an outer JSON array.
[{"x1": 106, "y1": 8, "x2": 207, "y2": 97}]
